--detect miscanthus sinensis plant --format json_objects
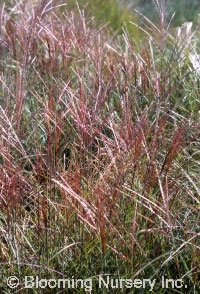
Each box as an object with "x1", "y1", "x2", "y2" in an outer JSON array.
[{"x1": 0, "y1": 0, "x2": 199, "y2": 293}]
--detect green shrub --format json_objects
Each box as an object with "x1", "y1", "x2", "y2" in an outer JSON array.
[
  {"x1": 67, "y1": 0, "x2": 141, "y2": 39},
  {"x1": 131, "y1": 0, "x2": 200, "y2": 26}
]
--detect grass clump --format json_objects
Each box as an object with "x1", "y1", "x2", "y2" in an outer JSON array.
[{"x1": 0, "y1": 0, "x2": 199, "y2": 293}]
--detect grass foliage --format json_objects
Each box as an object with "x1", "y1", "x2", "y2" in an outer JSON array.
[{"x1": 0, "y1": 0, "x2": 200, "y2": 293}]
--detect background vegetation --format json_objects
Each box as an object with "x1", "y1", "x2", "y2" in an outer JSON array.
[
  {"x1": 0, "y1": 0, "x2": 199, "y2": 293},
  {"x1": 127, "y1": 0, "x2": 200, "y2": 26}
]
